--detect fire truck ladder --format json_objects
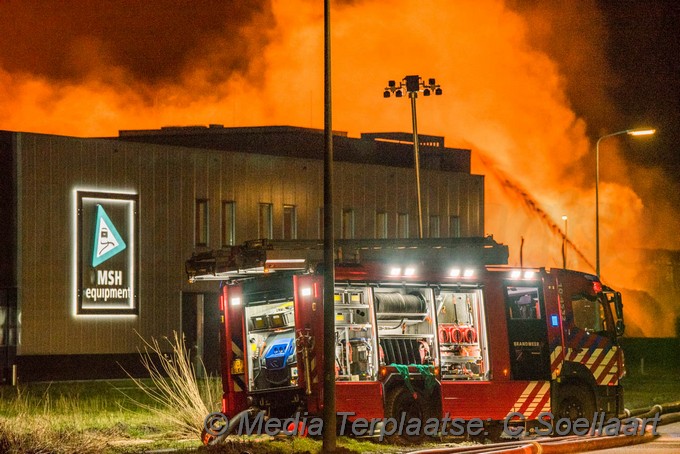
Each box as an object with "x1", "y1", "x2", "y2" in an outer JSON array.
[{"x1": 186, "y1": 236, "x2": 509, "y2": 281}]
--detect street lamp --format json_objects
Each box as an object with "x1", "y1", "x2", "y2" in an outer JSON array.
[
  {"x1": 384, "y1": 75, "x2": 442, "y2": 238},
  {"x1": 595, "y1": 128, "x2": 655, "y2": 276},
  {"x1": 562, "y1": 215, "x2": 568, "y2": 269}
]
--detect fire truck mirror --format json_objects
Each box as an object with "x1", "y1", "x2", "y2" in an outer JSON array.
[
  {"x1": 614, "y1": 291, "x2": 624, "y2": 320},
  {"x1": 615, "y1": 319, "x2": 625, "y2": 337}
]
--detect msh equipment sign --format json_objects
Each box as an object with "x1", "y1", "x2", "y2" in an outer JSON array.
[{"x1": 76, "y1": 192, "x2": 138, "y2": 315}]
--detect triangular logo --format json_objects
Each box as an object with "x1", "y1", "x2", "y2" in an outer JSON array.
[{"x1": 92, "y1": 205, "x2": 126, "y2": 267}]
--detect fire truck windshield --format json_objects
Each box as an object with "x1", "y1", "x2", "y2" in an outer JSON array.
[{"x1": 571, "y1": 293, "x2": 615, "y2": 338}]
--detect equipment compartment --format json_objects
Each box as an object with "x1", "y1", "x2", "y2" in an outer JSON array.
[
  {"x1": 245, "y1": 300, "x2": 298, "y2": 391},
  {"x1": 437, "y1": 289, "x2": 489, "y2": 381}
]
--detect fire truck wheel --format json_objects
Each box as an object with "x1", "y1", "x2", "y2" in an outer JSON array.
[
  {"x1": 556, "y1": 384, "x2": 596, "y2": 434},
  {"x1": 383, "y1": 388, "x2": 426, "y2": 444}
]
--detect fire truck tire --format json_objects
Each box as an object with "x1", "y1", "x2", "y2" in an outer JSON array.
[
  {"x1": 556, "y1": 383, "x2": 596, "y2": 434},
  {"x1": 383, "y1": 388, "x2": 426, "y2": 443}
]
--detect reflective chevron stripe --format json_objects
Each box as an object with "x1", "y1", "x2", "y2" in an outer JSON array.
[
  {"x1": 506, "y1": 381, "x2": 551, "y2": 420},
  {"x1": 311, "y1": 356, "x2": 318, "y2": 384},
  {"x1": 550, "y1": 346, "x2": 564, "y2": 379},
  {"x1": 564, "y1": 346, "x2": 619, "y2": 386}
]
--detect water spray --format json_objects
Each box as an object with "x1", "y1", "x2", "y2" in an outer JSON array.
[{"x1": 478, "y1": 153, "x2": 595, "y2": 272}]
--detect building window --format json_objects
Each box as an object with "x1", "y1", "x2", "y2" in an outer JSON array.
[
  {"x1": 195, "y1": 199, "x2": 208, "y2": 246},
  {"x1": 221, "y1": 201, "x2": 235, "y2": 246},
  {"x1": 397, "y1": 213, "x2": 409, "y2": 239},
  {"x1": 259, "y1": 203, "x2": 273, "y2": 239},
  {"x1": 429, "y1": 215, "x2": 440, "y2": 238},
  {"x1": 342, "y1": 208, "x2": 355, "y2": 239},
  {"x1": 449, "y1": 215, "x2": 461, "y2": 238},
  {"x1": 376, "y1": 211, "x2": 388, "y2": 239},
  {"x1": 283, "y1": 205, "x2": 297, "y2": 240}
]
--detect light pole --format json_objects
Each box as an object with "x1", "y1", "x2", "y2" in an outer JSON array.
[
  {"x1": 384, "y1": 76, "x2": 442, "y2": 238},
  {"x1": 595, "y1": 128, "x2": 655, "y2": 276},
  {"x1": 322, "y1": 0, "x2": 337, "y2": 451},
  {"x1": 562, "y1": 215, "x2": 568, "y2": 269}
]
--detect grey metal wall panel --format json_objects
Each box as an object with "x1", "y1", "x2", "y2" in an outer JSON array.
[{"x1": 15, "y1": 133, "x2": 483, "y2": 356}]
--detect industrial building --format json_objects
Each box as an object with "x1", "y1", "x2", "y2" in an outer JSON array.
[{"x1": 0, "y1": 125, "x2": 485, "y2": 382}]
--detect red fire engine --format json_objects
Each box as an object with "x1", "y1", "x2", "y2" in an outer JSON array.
[{"x1": 186, "y1": 238, "x2": 625, "y2": 442}]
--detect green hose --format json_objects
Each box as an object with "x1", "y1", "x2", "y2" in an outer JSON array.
[{"x1": 389, "y1": 363, "x2": 436, "y2": 395}]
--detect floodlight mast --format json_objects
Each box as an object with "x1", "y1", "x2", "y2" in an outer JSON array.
[{"x1": 384, "y1": 76, "x2": 442, "y2": 238}]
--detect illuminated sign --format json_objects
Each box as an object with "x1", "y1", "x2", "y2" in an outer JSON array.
[{"x1": 76, "y1": 192, "x2": 138, "y2": 315}]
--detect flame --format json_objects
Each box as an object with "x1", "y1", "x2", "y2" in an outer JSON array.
[{"x1": 0, "y1": 0, "x2": 677, "y2": 335}]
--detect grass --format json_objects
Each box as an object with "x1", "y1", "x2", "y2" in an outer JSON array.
[
  {"x1": 619, "y1": 337, "x2": 680, "y2": 409},
  {"x1": 0, "y1": 381, "x2": 422, "y2": 453},
  {"x1": 0, "y1": 377, "x2": 459, "y2": 453},
  {"x1": 0, "y1": 330, "x2": 221, "y2": 453},
  {"x1": 622, "y1": 364, "x2": 680, "y2": 409},
  {"x1": 0, "y1": 379, "x2": 187, "y2": 453},
  {"x1": 0, "y1": 337, "x2": 677, "y2": 452}
]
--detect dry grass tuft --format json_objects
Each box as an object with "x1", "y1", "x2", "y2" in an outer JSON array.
[
  {"x1": 0, "y1": 416, "x2": 105, "y2": 454},
  {"x1": 124, "y1": 331, "x2": 221, "y2": 438}
]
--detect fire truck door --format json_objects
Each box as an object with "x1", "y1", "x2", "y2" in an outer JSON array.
[{"x1": 504, "y1": 284, "x2": 551, "y2": 380}]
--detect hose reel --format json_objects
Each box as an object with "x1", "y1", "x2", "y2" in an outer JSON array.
[{"x1": 375, "y1": 292, "x2": 427, "y2": 321}]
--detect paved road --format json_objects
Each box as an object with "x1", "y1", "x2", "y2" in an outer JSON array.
[{"x1": 586, "y1": 420, "x2": 680, "y2": 454}]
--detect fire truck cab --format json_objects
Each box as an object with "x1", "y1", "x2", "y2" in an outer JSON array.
[{"x1": 187, "y1": 238, "x2": 625, "y2": 441}]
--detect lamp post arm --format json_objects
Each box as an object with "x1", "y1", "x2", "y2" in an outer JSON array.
[{"x1": 597, "y1": 130, "x2": 629, "y2": 145}]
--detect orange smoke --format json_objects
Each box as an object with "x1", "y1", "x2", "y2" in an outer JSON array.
[{"x1": 0, "y1": 0, "x2": 676, "y2": 335}]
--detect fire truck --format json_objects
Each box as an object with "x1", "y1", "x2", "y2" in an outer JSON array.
[{"x1": 186, "y1": 237, "x2": 626, "y2": 442}]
